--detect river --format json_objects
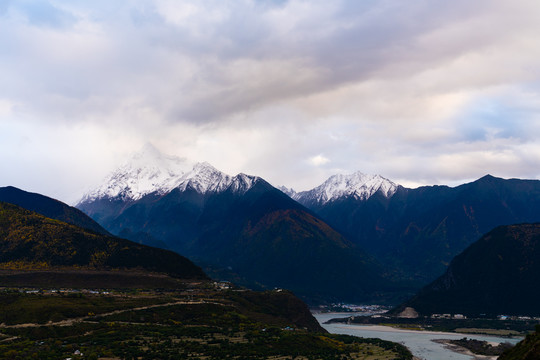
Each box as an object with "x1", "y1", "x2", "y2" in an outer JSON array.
[{"x1": 313, "y1": 312, "x2": 523, "y2": 360}]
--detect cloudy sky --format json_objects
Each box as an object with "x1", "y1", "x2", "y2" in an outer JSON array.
[{"x1": 2, "y1": 0, "x2": 540, "y2": 204}]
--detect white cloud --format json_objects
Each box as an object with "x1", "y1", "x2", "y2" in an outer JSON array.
[
  {"x1": 309, "y1": 154, "x2": 330, "y2": 166},
  {"x1": 1, "y1": 0, "x2": 540, "y2": 200},
  {"x1": 0, "y1": 99, "x2": 16, "y2": 117}
]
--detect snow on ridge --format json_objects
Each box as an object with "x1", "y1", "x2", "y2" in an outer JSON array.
[
  {"x1": 175, "y1": 162, "x2": 233, "y2": 194},
  {"x1": 78, "y1": 147, "x2": 262, "y2": 204},
  {"x1": 174, "y1": 164, "x2": 261, "y2": 195},
  {"x1": 229, "y1": 173, "x2": 261, "y2": 194},
  {"x1": 79, "y1": 144, "x2": 192, "y2": 203},
  {"x1": 278, "y1": 186, "x2": 297, "y2": 198},
  {"x1": 79, "y1": 146, "x2": 397, "y2": 206},
  {"x1": 295, "y1": 171, "x2": 398, "y2": 205}
]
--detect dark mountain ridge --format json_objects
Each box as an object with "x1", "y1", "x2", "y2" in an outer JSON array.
[
  {"x1": 0, "y1": 186, "x2": 110, "y2": 236},
  {"x1": 299, "y1": 175, "x2": 540, "y2": 283},
  {"x1": 393, "y1": 223, "x2": 540, "y2": 317},
  {"x1": 0, "y1": 201, "x2": 207, "y2": 280}
]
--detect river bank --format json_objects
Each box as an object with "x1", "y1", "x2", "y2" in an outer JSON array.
[
  {"x1": 432, "y1": 339, "x2": 497, "y2": 360},
  {"x1": 313, "y1": 312, "x2": 522, "y2": 360}
]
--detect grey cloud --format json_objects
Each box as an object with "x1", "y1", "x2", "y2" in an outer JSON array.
[
  {"x1": 154, "y1": 0, "x2": 540, "y2": 123},
  {"x1": 2, "y1": 0, "x2": 540, "y2": 202},
  {"x1": 4, "y1": 0, "x2": 540, "y2": 126}
]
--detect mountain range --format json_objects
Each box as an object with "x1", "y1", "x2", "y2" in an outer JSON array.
[
  {"x1": 75, "y1": 145, "x2": 540, "y2": 302},
  {"x1": 3, "y1": 189, "x2": 382, "y2": 360},
  {"x1": 4, "y1": 144, "x2": 540, "y2": 358},
  {"x1": 77, "y1": 146, "x2": 396, "y2": 302},
  {"x1": 291, "y1": 173, "x2": 540, "y2": 283}
]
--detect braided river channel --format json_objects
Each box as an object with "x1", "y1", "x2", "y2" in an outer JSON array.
[{"x1": 313, "y1": 312, "x2": 523, "y2": 360}]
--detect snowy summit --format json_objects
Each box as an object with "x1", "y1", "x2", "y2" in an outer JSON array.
[
  {"x1": 78, "y1": 144, "x2": 262, "y2": 204},
  {"x1": 78, "y1": 143, "x2": 192, "y2": 202},
  {"x1": 291, "y1": 171, "x2": 398, "y2": 205}
]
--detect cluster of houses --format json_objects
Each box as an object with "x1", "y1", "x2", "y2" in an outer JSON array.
[
  {"x1": 429, "y1": 313, "x2": 540, "y2": 321},
  {"x1": 213, "y1": 281, "x2": 232, "y2": 290},
  {"x1": 497, "y1": 315, "x2": 540, "y2": 321},
  {"x1": 431, "y1": 313, "x2": 467, "y2": 319},
  {"x1": 19, "y1": 288, "x2": 110, "y2": 295},
  {"x1": 325, "y1": 303, "x2": 389, "y2": 313}
]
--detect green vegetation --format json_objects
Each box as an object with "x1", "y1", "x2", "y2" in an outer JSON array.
[
  {"x1": 0, "y1": 291, "x2": 171, "y2": 325},
  {"x1": 447, "y1": 338, "x2": 514, "y2": 356},
  {"x1": 0, "y1": 269, "x2": 196, "y2": 289},
  {"x1": 0, "y1": 202, "x2": 206, "y2": 279},
  {"x1": 0, "y1": 186, "x2": 110, "y2": 236},
  {"x1": 453, "y1": 328, "x2": 522, "y2": 336},
  {"x1": 0, "y1": 323, "x2": 410, "y2": 360},
  {"x1": 499, "y1": 325, "x2": 540, "y2": 360},
  {"x1": 0, "y1": 288, "x2": 413, "y2": 360}
]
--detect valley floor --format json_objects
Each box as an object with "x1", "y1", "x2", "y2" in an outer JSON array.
[{"x1": 0, "y1": 281, "x2": 413, "y2": 360}]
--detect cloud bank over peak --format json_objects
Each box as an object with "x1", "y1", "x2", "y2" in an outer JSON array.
[{"x1": 1, "y1": 0, "x2": 540, "y2": 202}]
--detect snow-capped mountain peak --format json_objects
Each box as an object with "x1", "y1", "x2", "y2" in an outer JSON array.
[
  {"x1": 229, "y1": 173, "x2": 261, "y2": 194},
  {"x1": 78, "y1": 146, "x2": 262, "y2": 204},
  {"x1": 292, "y1": 171, "x2": 398, "y2": 205},
  {"x1": 174, "y1": 162, "x2": 233, "y2": 194},
  {"x1": 79, "y1": 144, "x2": 192, "y2": 203},
  {"x1": 175, "y1": 166, "x2": 261, "y2": 195}
]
